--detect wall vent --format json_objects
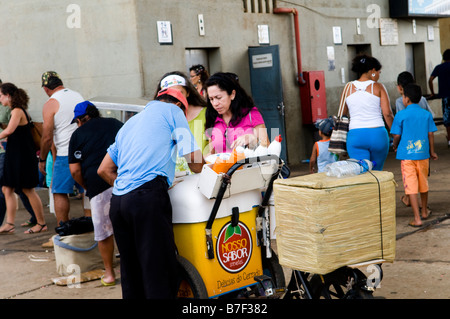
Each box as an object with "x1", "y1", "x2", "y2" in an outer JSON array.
[{"x1": 243, "y1": 0, "x2": 275, "y2": 13}]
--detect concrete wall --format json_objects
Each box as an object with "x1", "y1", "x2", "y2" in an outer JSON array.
[
  {"x1": 1, "y1": 0, "x2": 446, "y2": 165},
  {"x1": 134, "y1": 0, "x2": 444, "y2": 164},
  {"x1": 135, "y1": 0, "x2": 310, "y2": 163},
  {"x1": 0, "y1": 0, "x2": 141, "y2": 121}
]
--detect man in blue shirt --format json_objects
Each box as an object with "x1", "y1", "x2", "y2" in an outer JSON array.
[
  {"x1": 391, "y1": 84, "x2": 438, "y2": 228},
  {"x1": 98, "y1": 87, "x2": 204, "y2": 299},
  {"x1": 429, "y1": 49, "x2": 450, "y2": 147}
]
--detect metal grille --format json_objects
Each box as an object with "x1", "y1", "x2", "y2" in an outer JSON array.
[{"x1": 243, "y1": 0, "x2": 275, "y2": 13}]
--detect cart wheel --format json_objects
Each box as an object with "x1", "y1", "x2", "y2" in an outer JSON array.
[
  {"x1": 262, "y1": 249, "x2": 286, "y2": 289},
  {"x1": 176, "y1": 255, "x2": 208, "y2": 299},
  {"x1": 309, "y1": 268, "x2": 374, "y2": 299}
]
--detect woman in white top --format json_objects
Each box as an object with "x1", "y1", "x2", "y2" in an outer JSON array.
[{"x1": 342, "y1": 55, "x2": 394, "y2": 170}]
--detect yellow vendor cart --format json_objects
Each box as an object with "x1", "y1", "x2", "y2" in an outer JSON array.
[{"x1": 169, "y1": 155, "x2": 286, "y2": 299}]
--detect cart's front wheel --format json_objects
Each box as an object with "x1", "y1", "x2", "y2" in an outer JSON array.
[
  {"x1": 262, "y1": 248, "x2": 286, "y2": 289},
  {"x1": 176, "y1": 255, "x2": 208, "y2": 299},
  {"x1": 309, "y1": 268, "x2": 374, "y2": 299}
]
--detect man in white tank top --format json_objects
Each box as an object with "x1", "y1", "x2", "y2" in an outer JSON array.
[{"x1": 39, "y1": 71, "x2": 88, "y2": 230}]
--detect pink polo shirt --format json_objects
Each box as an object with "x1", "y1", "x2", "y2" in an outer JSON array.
[{"x1": 207, "y1": 107, "x2": 265, "y2": 153}]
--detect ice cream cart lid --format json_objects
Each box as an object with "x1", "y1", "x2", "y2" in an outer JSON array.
[{"x1": 89, "y1": 96, "x2": 149, "y2": 113}]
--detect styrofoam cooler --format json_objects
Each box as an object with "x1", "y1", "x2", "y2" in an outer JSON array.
[
  {"x1": 197, "y1": 160, "x2": 278, "y2": 199},
  {"x1": 169, "y1": 159, "x2": 280, "y2": 298},
  {"x1": 169, "y1": 173, "x2": 263, "y2": 297}
]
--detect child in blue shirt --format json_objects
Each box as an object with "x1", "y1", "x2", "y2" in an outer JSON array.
[
  {"x1": 395, "y1": 71, "x2": 435, "y2": 207},
  {"x1": 309, "y1": 117, "x2": 338, "y2": 173},
  {"x1": 396, "y1": 71, "x2": 435, "y2": 117},
  {"x1": 391, "y1": 84, "x2": 438, "y2": 227}
]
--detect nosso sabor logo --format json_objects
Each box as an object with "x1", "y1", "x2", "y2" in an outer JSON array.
[{"x1": 217, "y1": 221, "x2": 253, "y2": 273}]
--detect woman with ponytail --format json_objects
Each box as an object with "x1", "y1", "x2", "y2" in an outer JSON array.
[
  {"x1": 0, "y1": 83, "x2": 46, "y2": 234},
  {"x1": 341, "y1": 54, "x2": 394, "y2": 170}
]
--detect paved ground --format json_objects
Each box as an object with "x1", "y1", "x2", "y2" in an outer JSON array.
[{"x1": 0, "y1": 126, "x2": 449, "y2": 301}]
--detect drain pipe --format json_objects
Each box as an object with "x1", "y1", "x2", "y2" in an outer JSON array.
[{"x1": 273, "y1": 7, "x2": 306, "y2": 85}]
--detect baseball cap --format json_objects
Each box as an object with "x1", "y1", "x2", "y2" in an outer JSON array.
[
  {"x1": 157, "y1": 88, "x2": 189, "y2": 110},
  {"x1": 72, "y1": 101, "x2": 96, "y2": 123},
  {"x1": 160, "y1": 74, "x2": 187, "y2": 89},
  {"x1": 41, "y1": 71, "x2": 62, "y2": 87},
  {"x1": 316, "y1": 117, "x2": 334, "y2": 136}
]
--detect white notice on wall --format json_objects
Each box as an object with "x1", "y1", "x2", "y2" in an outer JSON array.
[
  {"x1": 327, "y1": 46, "x2": 335, "y2": 71},
  {"x1": 332, "y1": 26, "x2": 342, "y2": 44},
  {"x1": 252, "y1": 53, "x2": 273, "y2": 69},
  {"x1": 379, "y1": 18, "x2": 399, "y2": 46},
  {"x1": 428, "y1": 25, "x2": 435, "y2": 41},
  {"x1": 258, "y1": 25, "x2": 270, "y2": 44}
]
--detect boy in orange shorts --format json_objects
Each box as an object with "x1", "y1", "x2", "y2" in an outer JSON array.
[{"x1": 391, "y1": 84, "x2": 438, "y2": 227}]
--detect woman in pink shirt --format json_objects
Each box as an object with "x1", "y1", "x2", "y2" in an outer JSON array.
[{"x1": 204, "y1": 72, "x2": 269, "y2": 154}]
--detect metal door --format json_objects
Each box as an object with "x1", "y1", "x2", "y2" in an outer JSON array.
[
  {"x1": 185, "y1": 49, "x2": 209, "y2": 74},
  {"x1": 248, "y1": 45, "x2": 287, "y2": 162}
]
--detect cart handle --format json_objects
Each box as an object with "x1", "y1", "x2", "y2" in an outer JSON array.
[{"x1": 205, "y1": 155, "x2": 283, "y2": 259}]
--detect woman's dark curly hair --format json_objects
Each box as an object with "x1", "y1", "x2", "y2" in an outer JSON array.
[
  {"x1": 351, "y1": 54, "x2": 382, "y2": 77},
  {"x1": 204, "y1": 72, "x2": 255, "y2": 130},
  {"x1": 0, "y1": 83, "x2": 29, "y2": 109},
  {"x1": 189, "y1": 64, "x2": 210, "y2": 84}
]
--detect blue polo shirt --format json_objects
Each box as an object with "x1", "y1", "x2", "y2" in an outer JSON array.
[
  {"x1": 390, "y1": 104, "x2": 437, "y2": 161},
  {"x1": 107, "y1": 100, "x2": 199, "y2": 196}
]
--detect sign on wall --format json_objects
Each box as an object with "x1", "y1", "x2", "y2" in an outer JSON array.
[
  {"x1": 258, "y1": 25, "x2": 270, "y2": 44},
  {"x1": 157, "y1": 21, "x2": 173, "y2": 44},
  {"x1": 379, "y1": 18, "x2": 399, "y2": 46},
  {"x1": 251, "y1": 53, "x2": 273, "y2": 69}
]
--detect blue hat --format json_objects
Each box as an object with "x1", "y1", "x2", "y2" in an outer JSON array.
[
  {"x1": 315, "y1": 117, "x2": 334, "y2": 136},
  {"x1": 72, "y1": 101, "x2": 96, "y2": 123}
]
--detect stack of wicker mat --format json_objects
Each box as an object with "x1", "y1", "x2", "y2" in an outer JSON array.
[{"x1": 273, "y1": 170, "x2": 396, "y2": 275}]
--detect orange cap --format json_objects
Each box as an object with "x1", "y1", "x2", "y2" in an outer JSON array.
[{"x1": 157, "y1": 88, "x2": 189, "y2": 110}]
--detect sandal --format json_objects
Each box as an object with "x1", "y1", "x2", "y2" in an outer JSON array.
[
  {"x1": 408, "y1": 221, "x2": 422, "y2": 228},
  {"x1": 0, "y1": 222, "x2": 15, "y2": 234},
  {"x1": 21, "y1": 221, "x2": 36, "y2": 227},
  {"x1": 24, "y1": 223, "x2": 48, "y2": 234},
  {"x1": 101, "y1": 275, "x2": 116, "y2": 287},
  {"x1": 401, "y1": 195, "x2": 410, "y2": 207}
]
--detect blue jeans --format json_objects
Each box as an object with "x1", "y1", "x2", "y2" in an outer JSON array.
[
  {"x1": 346, "y1": 127, "x2": 389, "y2": 171},
  {"x1": 443, "y1": 97, "x2": 450, "y2": 127}
]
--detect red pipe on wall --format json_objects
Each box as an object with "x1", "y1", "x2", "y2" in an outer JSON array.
[{"x1": 273, "y1": 7, "x2": 306, "y2": 85}]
